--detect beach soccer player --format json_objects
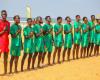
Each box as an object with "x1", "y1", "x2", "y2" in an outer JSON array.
[
  {"x1": 42, "y1": 16, "x2": 53, "y2": 65},
  {"x1": 21, "y1": 18, "x2": 34, "y2": 71},
  {"x1": 53, "y1": 17, "x2": 63, "y2": 64},
  {"x1": 9, "y1": 15, "x2": 22, "y2": 73},
  {"x1": 94, "y1": 19, "x2": 100, "y2": 56},
  {"x1": 32, "y1": 16, "x2": 44, "y2": 69},
  {"x1": 81, "y1": 17, "x2": 89, "y2": 58},
  {"x1": 87, "y1": 15, "x2": 96, "y2": 56},
  {"x1": 62, "y1": 16, "x2": 73, "y2": 61},
  {"x1": 0, "y1": 10, "x2": 10, "y2": 74},
  {"x1": 73, "y1": 15, "x2": 81, "y2": 59}
]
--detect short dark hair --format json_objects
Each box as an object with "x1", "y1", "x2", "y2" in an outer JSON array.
[
  {"x1": 83, "y1": 17, "x2": 87, "y2": 21},
  {"x1": 45, "y1": 16, "x2": 50, "y2": 20},
  {"x1": 91, "y1": 15, "x2": 95, "y2": 18},
  {"x1": 13, "y1": 15, "x2": 20, "y2": 20},
  {"x1": 76, "y1": 15, "x2": 80, "y2": 18},
  {"x1": 57, "y1": 16, "x2": 62, "y2": 21},
  {"x1": 1, "y1": 10, "x2": 7, "y2": 14},
  {"x1": 27, "y1": 18, "x2": 32, "y2": 22},
  {"x1": 65, "y1": 16, "x2": 70, "y2": 20}
]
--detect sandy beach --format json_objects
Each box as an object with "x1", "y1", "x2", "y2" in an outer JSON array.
[{"x1": 0, "y1": 46, "x2": 100, "y2": 80}]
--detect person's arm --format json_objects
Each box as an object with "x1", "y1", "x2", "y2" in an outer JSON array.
[
  {"x1": 35, "y1": 29, "x2": 43, "y2": 37},
  {"x1": 96, "y1": 29, "x2": 100, "y2": 33},
  {"x1": 0, "y1": 26, "x2": 8, "y2": 35},
  {"x1": 90, "y1": 25, "x2": 95, "y2": 30},
  {"x1": 55, "y1": 27, "x2": 63, "y2": 35},
  {"x1": 83, "y1": 26, "x2": 89, "y2": 33},
  {"x1": 64, "y1": 27, "x2": 72, "y2": 34}
]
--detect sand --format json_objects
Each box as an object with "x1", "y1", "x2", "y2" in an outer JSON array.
[{"x1": 0, "y1": 48, "x2": 100, "y2": 80}]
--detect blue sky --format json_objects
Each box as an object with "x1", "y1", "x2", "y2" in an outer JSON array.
[{"x1": 0, "y1": 0, "x2": 100, "y2": 19}]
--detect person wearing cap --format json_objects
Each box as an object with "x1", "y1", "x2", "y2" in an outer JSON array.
[
  {"x1": 21, "y1": 18, "x2": 34, "y2": 71},
  {"x1": 73, "y1": 15, "x2": 81, "y2": 60},
  {"x1": 62, "y1": 16, "x2": 73, "y2": 61},
  {"x1": 9, "y1": 15, "x2": 22, "y2": 73},
  {"x1": 42, "y1": 16, "x2": 53, "y2": 65},
  {"x1": 0, "y1": 10, "x2": 10, "y2": 74},
  {"x1": 53, "y1": 16, "x2": 63, "y2": 64},
  {"x1": 32, "y1": 16, "x2": 44, "y2": 69},
  {"x1": 94, "y1": 19, "x2": 100, "y2": 56},
  {"x1": 81, "y1": 17, "x2": 89, "y2": 58},
  {"x1": 87, "y1": 15, "x2": 96, "y2": 57}
]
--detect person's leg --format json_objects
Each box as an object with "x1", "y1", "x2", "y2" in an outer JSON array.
[
  {"x1": 73, "y1": 44, "x2": 76, "y2": 60},
  {"x1": 94, "y1": 45, "x2": 97, "y2": 56},
  {"x1": 0, "y1": 52, "x2": 1, "y2": 58},
  {"x1": 97, "y1": 45, "x2": 99, "y2": 56},
  {"x1": 58, "y1": 47, "x2": 62, "y2": 63},
  {"x1": 80, "y1": 47, "x2": 83, "y2": 58},
  {"x1": 83, "y1": 47, "x2": 86, "y2": 58},
  {"x1": 32, "y1": 52, "x2": 38, "y2": 69},
  {"x1": 48, "y1": 52, "x2": 51, "y2": 65},
  {"x1": 62, "y1": 48, "x2": 67, "y2": 61},
  {"x1": 27, "y1": 54, "x2": 32, "y2": 70},
  {"x1": 21, "y1": 53, "x2": 27, "y2": 71},
  {"x1": 4, "y1": 53, "x2": 8, "y2": 74},
  {"x1": 9, "y1": 56, "x2": 14, "y2": 74},
  {"x1": 67, "y1": 48, "x2": 71, "y2": 61},
  {"x1": 87, "y1": 44, "x2": 90, "y2": 57},
  {"x1": 15, "y1": 56, "x2": 19, "y2": 73},
  {"x1": 53, "y1": 47, "x2": 57, "y2": 64},
  {"x1": 89, "y1": 43, "x2": 94, "y2": 56},
  {"x1": 76, "y1": 45, "x2": 79, "y2": 59},
  {"x1": 37, "y1": 52, "x2": 42, "y2": 68},
  {"x1": 42, "y1": 52, "x2": 46, "y2": 64}
]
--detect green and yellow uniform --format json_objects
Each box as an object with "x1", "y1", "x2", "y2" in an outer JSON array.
[
  {"x1": 10, "y1": 23, "x2": 22, "y2": 56},
  {"x1": 64, "y1": 23, "x2": 73, "y2": 48},
  {"x1": 43, "y1": 24, "x2": 53, "y2": 53},
  {"x1": 95, "y1": 24, "x2": 100, "y2": 45},
  {"x1": 74, "y1": 21, "x2": 81, "y2": 45},
  {"x1": 33, "y1": 24, "x2": 44, "y2": 53},
  {"x1": 54, "y1": 24, "x2": 63, "y2": 47},
  {"x1": 23, "y1": 26, "x2": 34, "y2": 54},
  {"x1": 88, "y1": 21, "x2": 95, "y2": 43},
  {"x1": 81, "y1": 23, "x2": 89, "y2": 47}
]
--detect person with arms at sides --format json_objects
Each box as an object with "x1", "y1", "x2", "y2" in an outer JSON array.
[
  {"x1": 73, "y1": 15, "x2": 81, "y2": 60},
  {"x1": 53, "y1": 17, "x2": 63, "y2": 64},
  {"x1": 62, "y1": 16, "x2": 73, "y2": 61},
  {"x1": 42, "y1": 16, "x2": 53, "y2": 65},
  {"x1": 9, "y1": 15, "x2": 22, "y2": 74},
  {"x1": 21, "y1": 18, "x2": 34, "y2": 71},
  {"x1": 87, "y1": 15, "x2": 96, "y2": 57},
  {"x1": 81, "y1": 17, "x2": 89, "y2": 58},
  {"x1": 0, "y1": 10, "x2": 10, "y2": 74},
  {"x1": 32, "y1": 16, "x2": 44, "y2": 69},
  {"x1": 94, "y1": 19, "x2": 100, "y2": 56}
]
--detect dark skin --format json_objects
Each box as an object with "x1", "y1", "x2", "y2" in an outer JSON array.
[
  {"x1": 81, "y1": 18, "x2": 89, "y2": 58},
  {"x1": 53, "y1": 19, "x2": 63, "y2": 64},
  {"x1": 9, "y1": 17, "x2": 21, "y2": 74},
  {"x1": 42, "y1": 19, "x2": 53, "y2": 65},
  {"x1": 0, "y1": 11, "x2": 9, "y2": 74},
  {"x1": 63, "y1": 18, "x2": 72, "y2": 61},
  {"x1": 21, "y1": 20, "x2": 33, "y2": 72},
  {"x1": 32, "y1": 19, "x2": 43, "y2": 69},
  {"x1": 87, "y1": 16, "x2": 96, "y2": 57},
  {"x1": 94, "y1": 20, "x2": 100, "y2": 56},
  {"x1": 73, "y1": 16, "x2": 81, "y2": 60}
]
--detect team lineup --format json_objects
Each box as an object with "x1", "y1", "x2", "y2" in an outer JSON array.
[{"x1": 0, "y1": 10, "x2": 100, "y2": 75}]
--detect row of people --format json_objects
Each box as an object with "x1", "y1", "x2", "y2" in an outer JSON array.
[{"x1": 0, "y1": 10, "x2": 100, "y2": 74}]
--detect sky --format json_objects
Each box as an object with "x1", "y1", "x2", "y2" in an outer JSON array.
[{"x1": 0, "y1": 0, "x2": 100, "y2": 19}]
